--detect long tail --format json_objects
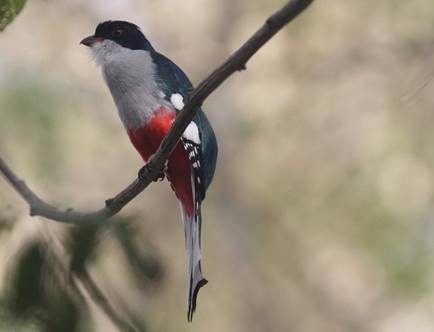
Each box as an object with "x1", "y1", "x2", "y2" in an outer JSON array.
[{"x1": 179, "y1": 202, "x2": 207, "y2": 321}]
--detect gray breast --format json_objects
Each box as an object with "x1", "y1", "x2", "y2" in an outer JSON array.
[{"x1": 101, "y1": 48, "x2": 169, "y2": 130}]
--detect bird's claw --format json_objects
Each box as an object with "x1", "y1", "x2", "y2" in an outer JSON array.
[
  {"x1": 155, "y1": 171, "x2": 165, "y2": 182},
  {"x1": 138, "y1": 164, "x2": 165, "y2": 182}
]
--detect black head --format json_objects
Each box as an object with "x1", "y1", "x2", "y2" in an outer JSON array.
[{"x1": 81, "y1": 20, "x2": 154, "y2": 51}]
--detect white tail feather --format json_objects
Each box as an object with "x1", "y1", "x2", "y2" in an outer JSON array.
[{"x1": 179, "y1": 202, "x2": 207, "y2": 321}]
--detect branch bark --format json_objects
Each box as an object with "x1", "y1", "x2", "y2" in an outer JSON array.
[{"x1": 0, "y1": 0, "x2": 315, "y2": 224}]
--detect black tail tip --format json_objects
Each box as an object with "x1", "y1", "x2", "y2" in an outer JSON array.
[{"x1": 187, "y1": 278, "x2": 208, "y2": 322}]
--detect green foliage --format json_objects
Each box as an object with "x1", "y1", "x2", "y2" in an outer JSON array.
[
  {"x1": 69, "y1": 222, "x2": 101, "y2": 275},
  {"x1": 7, "y1": 243, "x2": 44, "y2": 314},
  {"x1": 4, "y1": 242, "x2": 82, "y2": 332},
  {"x1": 0, "y1": 214, "x2": 164, "y2": 331},
  {"x1": 0, "y1": 0, "x2": 26, "y2": 31},
  {"x1": 113, "y1": 220, "x2": 164, "y2": 285}
]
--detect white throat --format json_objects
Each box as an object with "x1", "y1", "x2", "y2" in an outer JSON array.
[{"x1": 89, "y1": 40, "x2": 170, "y2": 129}]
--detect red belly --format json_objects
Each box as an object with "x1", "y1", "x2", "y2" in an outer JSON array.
[{"x1": 127, "y1": 107, "x2": 194, "y2": 216}]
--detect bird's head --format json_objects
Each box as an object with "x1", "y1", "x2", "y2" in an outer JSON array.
[{"x1": 81, "y1": 20, "x2": 154, "y2": 65}]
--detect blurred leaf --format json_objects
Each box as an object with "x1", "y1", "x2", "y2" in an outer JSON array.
[
  {"x1": 0, "y1": 0, "x2": 26, "y2": 31},
  {"x1": 113, "y1": 220, "x2": 164, "y2": 285},
  {"x1": 7, "y1": 242, "x2": 44, "y2": 314},
  {"x1": 69, "y1": 223, "x2": 101, "y2": 275},
  {"x1": 4, "y1": 241, "x2": 84, "y2": 332},
  {"x1": 42, "y1": 284, "x2": 81, "y2": 332}
]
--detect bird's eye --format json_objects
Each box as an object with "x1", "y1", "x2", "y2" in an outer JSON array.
[{"x1": 112, "y1": 28, "x2": 123, "y2": 37}]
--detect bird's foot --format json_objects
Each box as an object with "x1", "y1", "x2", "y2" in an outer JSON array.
[
  {"x1": 138, "y1": 164, "x2": 165, "y2": 182},
  {"x1": 154, "y1": 171, "x2": 165, "y2": 182}
]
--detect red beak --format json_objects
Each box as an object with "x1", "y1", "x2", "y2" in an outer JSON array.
[{"x1": 80, "y1": 35, "x2": 104, "y2": 47}]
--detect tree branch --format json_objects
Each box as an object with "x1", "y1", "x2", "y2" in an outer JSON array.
[{"x1": 0, "y1": 0, "x2": 315, "y2": 224}]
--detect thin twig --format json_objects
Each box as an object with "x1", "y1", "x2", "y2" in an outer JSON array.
[
  {"x1": 45, "y1": 242, "x2": 140, "y2": 332},
  {"x1": 0, "y1": 0, "x2": 315, "y2": 224},
  {"x1": 79, "y1": 269, "x2": 141, "y2": 332}
]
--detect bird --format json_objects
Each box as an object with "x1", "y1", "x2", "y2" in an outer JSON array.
[{"x1": 80, "y1": 20, "x2": 218, "y2": 321}]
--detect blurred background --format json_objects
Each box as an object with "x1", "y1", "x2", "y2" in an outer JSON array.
[{"x1": 1, "y1": 0, "x2": 434, "y2": 331}]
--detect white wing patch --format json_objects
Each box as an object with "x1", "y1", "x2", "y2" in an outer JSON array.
[
  {"x1": 183, "y1": 122, "x2": 201, "y2": 144},
  {"x1": 170, "y1": 93, "x2": 184, "y2": 110}
]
